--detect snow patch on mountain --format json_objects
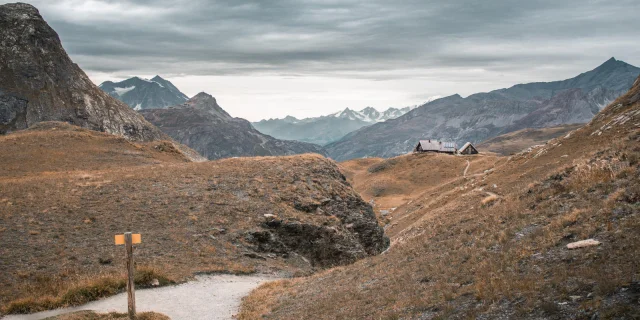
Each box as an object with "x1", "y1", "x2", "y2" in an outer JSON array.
[
  {"x1": 113, "y1": 86, "x2": 135, "y2": 96},
  {"x1": 99, "y1": 76, "x2": 188, "y2": 110}
]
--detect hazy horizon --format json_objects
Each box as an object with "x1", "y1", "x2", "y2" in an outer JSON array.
[{"x1": 3, "y1": 0, "x2": 639, "y2": 121}]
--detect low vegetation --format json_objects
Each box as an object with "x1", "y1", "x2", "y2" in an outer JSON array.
[
  {"x1": 240, "y1": 79, "x2": 640, "y2": 319},
  {"x1": 4, "y1": 267, "x2": 173, "y2": 314},
  {"x1": 339, "y1": 152, "x2": 505, "y2": 229},
  {"x1": 477, "y1": 124, "x2": 583, "y2": 155},
  {"x1": 0, "y1": 123, "x2": 387, "y2": 314}
]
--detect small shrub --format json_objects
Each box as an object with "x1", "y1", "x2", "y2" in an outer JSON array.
[
  {"x1": 367, "y1": 159, "x2": 397, "y2": 173},
  {"x1": 60, "y1": 277, "x2": 123, "y2": 305},
  {"x1": 4, "y1": 296, "x2": 58, "y2": 314},
  {"x1": 3, "y1": 266, "x2": 174, "y2": 315},
  {"x1": 371, "y1": 185, "x2": 387, "y2": 197},
  {"x1": 135, "y1": 266, "x2": 174, "y2": 288},
  {"x1": 540, "y1": 301, "x2": 561, "y2": 316}
]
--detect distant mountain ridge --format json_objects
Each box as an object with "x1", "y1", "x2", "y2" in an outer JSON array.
[
  {"x1": 325, "y1": 58, "x2": 640, "y2": 160},
  {"x1": 253, "y1": 98, "x2": 440, "y2": 146},
  {"x1": 99, "y1": 76, "x2": 188, "y2": 110},
  {"x1": 140, "y1": 93, "x2": 328, "y2": 160}
]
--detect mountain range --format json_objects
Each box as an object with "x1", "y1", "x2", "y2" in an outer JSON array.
[
  {"x1": 99, "y1": 76, "x2": 189, "y2": 110},
  {"x1": 0, "y1": 3, "x2": 166, "y2": 142},
  {"x1": 140, "y1": 93, "x2": 327, "y2": 160},
  {"x1": 325, "y1": 57, "x2": 640, "y2": 160},
  {"x1": 252, "y1": 99, "x2": 440, "y2": 146},
  {"x1": 0, "y1": 3, "x2": 326, "y2": 162}
]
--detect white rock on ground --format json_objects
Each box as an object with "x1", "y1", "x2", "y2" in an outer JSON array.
[{"x1": 566, "y1": 239, "x2": 601, "y2": 249}]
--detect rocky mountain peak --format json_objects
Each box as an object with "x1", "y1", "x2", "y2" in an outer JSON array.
[
  {"x1": 591, "y1": 57, "x2": 636, "y2": 73},
  {"x1": 0, "y1": 2, "x2": 166, "y2": 141},
  {"x1": 140, "y1": 94, "x2": 327, "y2": 160},
  {"x1": 360, "y1": 107, "x2": 380, "y2": 118},
  {"x1": 178, "y1": 92, "x2": 231, "y2": 119},
  {"x1": 99, "y1": 75, "x2": 188, "y2": 110},
  {"x1": 283, "y1": 115, "x2": 299, "y2": 123}
]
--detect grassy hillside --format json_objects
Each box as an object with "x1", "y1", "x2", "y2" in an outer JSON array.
[
  {"x1": 478, "y1": 124, "x2": 584, "y2": 155},
  {"x1": 339, "y1": 153, "x2": 504, "y2": 230},
  {"x1": 240, "y1": 77, "x2": 640, "y2": 319},
  {"x1": 0, "y1": 123, "x2": 387, "y2": 314}
]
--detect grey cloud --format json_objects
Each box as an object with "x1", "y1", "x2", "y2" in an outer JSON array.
[{"x1": 7, "y1": 0, "x2": 639, "y2": 80}]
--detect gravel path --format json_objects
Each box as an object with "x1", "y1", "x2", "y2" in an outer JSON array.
[{"x1": 2, "y1": 274, "x2": 278, "y2": 320}]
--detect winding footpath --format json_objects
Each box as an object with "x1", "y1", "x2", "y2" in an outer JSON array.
[
  {"x1": 463, "y1": 160, "x2": 470, "y2": 177},
  {"x1": 2, "y1": 274, "x2": 277, "y2": 320}
]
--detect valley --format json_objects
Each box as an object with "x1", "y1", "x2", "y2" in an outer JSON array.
[
  {"x1": 1, "y1": 1, "x2": 639, "y2": 319},
  {"x1": 239, "y1": 76, "x2": 640, "y2": 319}
]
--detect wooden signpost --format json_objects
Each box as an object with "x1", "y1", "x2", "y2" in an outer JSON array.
[{"x1": 115, "y1": 232, "x2": 141, "y2": 320}]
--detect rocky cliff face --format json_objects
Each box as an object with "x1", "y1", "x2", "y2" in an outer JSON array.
[
  {"x1": 99, "y1": 76, "x2": 189, "y2": 110},
  {"x1": 326, "y1": 58, "x2": 640, "y2": 161},
  {"x1": 0, "y1": 3, "x2": 165, "y2": 141},
  {"x1": 141, "y1": 93, "x2": 328, "y2": 160}
]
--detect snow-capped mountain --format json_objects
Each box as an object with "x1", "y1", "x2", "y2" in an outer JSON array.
[
  {"x1": 99, "y1": 76, "x2": 189, "y2": 110},
  {"x1": 330, "y1": 104, "x2": 427, "y2": 123},
  {"x1": 253, "y1": 103, "x2": 434, "y2": 146}
]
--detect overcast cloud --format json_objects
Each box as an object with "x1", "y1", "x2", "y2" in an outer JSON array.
[{"x1": 3, "y1": 0, "x2": 640, "y2": 120}]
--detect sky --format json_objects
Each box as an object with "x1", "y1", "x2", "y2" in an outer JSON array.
[{"x1": 4, "y1": 0, "x2": 640, "y2": 121}]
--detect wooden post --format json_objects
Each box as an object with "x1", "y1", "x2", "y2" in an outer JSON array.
[{"x1": 125, "y1": 232, "x2": 136, "y2": 320}]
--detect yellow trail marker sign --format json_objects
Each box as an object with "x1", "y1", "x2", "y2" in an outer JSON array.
[
  {"x1": 115, "y1": 232, "x2": 141, "y2": 320},
  {"x1": 115, "y1": 233, "x2": 141, "y2": 245}
]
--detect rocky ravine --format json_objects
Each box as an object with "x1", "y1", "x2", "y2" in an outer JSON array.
[
  {"x1": 140, "y1": 93, "x2": 328, "y2": 160},
  {"x1": 0, "y1": 3, "x2": 165, "y2": 141}
]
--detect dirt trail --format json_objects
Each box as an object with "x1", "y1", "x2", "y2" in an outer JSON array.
[
  {"x1": 463, "y1": 160, "x2": 470, "y2": 177},
  {"x1": 1, "y1": 274, "x2": 277, "y2": 320}
]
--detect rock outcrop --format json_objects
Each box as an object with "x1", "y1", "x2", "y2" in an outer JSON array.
[
  {"x1": 0, "y1": 3, "x2": 165, "y2": 141},
  {"x1": 248, "y1": 195, "x2": 389, "y2": 267}
]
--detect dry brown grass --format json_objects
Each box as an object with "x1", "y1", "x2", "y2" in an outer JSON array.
[
  {"x1": 339, "y1": 152, "x2": 504, "y2": 225},
  {"x1": 240, "y1": 82, "x2": 640, "y2": 318},
  {"x1": 3, "y1": 266, "x2": 173, "y2": 314},
  {"x1": 0, "y1": 125, "x2": 382, "y2": 314},
  {"x1": 237, "y1": 279, "x2": 298, "y2": 320},
  {"x1": 0, "y1": 122, "x2": 191, "y2": 178},
  {"x1": 477, "y1": 124, "x2": 583, "y2": 155}
]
